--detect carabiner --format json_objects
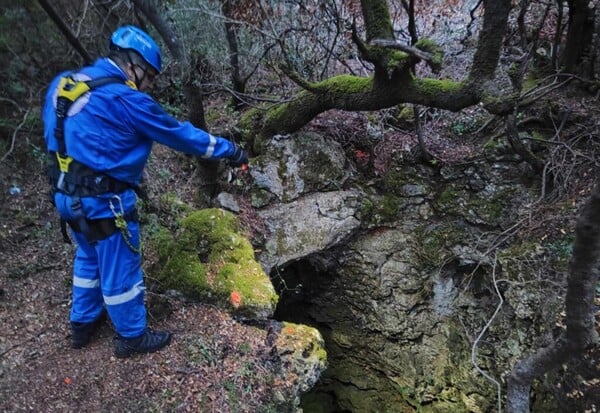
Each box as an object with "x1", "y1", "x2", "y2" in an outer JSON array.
[{"x1": 109, "y1": 194, "x2": 125, "y2": 217}]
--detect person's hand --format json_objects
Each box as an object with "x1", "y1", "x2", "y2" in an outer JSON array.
[{"x1": 229, "y1": 145, "x2": 248, "y2": 167}]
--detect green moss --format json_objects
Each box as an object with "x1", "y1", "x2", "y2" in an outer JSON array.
[
  {"x1": 179, "y1": 209, "x2": 240, "y2": 251},
  {"x1": 397, "y1": 105, "x2": 415, "y2": 126},
  {"x1": 386, "y1": 50, "x2": 410, "y2": 72},
  {"x1": 214, "y1": 259, "x2": 279, "y2": 311},
  {"x1": 435, "y1": 185, "x2": 511, "y2": 223},
  {"x1": 413, "y1": 222, "x2": 463, "y2": 269},
  {"x1": 437, "y1": 188, "x2": 459, "y2": 207},
  {"x1": 497, "y1": 240, "x2": 542, "y2": 280},
  {"x1": 150, "y1": 208, "x2": 278, "y2": 317},
  {"x1": 158, "y1": 250, "x2": 210, "y2": 298},
  {"x1": 151, "y1": 227, "x2": 175, "y2": 261},
  {"x1": 238, "y1": 107, "x2": 265, "y2": 136},
  {"x1": 382, "y1": 169, "x2": 408, "y2": 194},
  {"x1": 414, "y1": 38, "x2": 444, "y2": 72},
  {"x1": 356, "y1": 197, "x2": 375, "y2": 222},
  {"x1": 277, "y1": 322, "x2": 328, "y2": 365},
  {"x1": 481, "y1": 91, "x2": 518, "y2": 114},
  {"x1": 482, "y1": 137, "x2": 504, "y2": 152},
  {"x1": 413, "y1": 78, "x2": 463, "y2": 99},
  {"x1": 380, "y1": 195, "x2": 403, "y2": 220},
  {"x1": 313, "y1": 74, "x2": 373, "y2": 94},
  {"x1": 264, "y1": 102, "x2": 290, "y2": 126},
  {"x1": 545, "y1": 236, "x2": 573, "y2": 270},
  {"x1": 522, "y1": 73, "x2": 540, "y2": 93},
  {"x1": 360, "y1": 194, "x2": 405, "y2": 225},
  {"x1": 499, "y1": 233, "x2": 573, "y2": 279},
  {"x1": 158, "y1": 192, "x2": 193, "y2": 217}
]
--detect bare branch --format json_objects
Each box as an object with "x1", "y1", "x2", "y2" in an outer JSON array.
[
  {"x1": 36, "y1": 0, "x2": 93, "y2": 63},
  {"x1": 370, "y1": 39, "x2": 434, "y2": 62},
  {"x1": 471, "y1": 254, "x2": 503, "y2": 413},
  {"x1": 1, "y1": 108, "x2": 31, "y2": 163},
  {"x1": 131, "y1": 0, "x2": 182, "y2": 60}
]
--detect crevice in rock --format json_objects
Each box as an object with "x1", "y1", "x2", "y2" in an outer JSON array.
[{"x1": 270, "y1": 254, "x2": 351, "y2": 412}]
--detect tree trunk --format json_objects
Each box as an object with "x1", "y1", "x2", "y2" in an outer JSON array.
[
  {"x1": 131, "y1": 0, "x2": 181, "y2": 60},
  {"x1": 470, "y1": 0, "x2": 512, "y2": 80},
  {"x1": 506, "y1": 179, "x2": 600, "y2": 413},
  {"x1": 36, "y1": 0, "x2": 92, "y2": 64},
  {"x1": 222, "y1": 0, "x2": 246, "y2": 109},
  {"x1": 561, "y1": 0, "x2": 595, "y2": 75},
  {"x1": 360, "y1": 0, "x2": 394, "y2": 42}
]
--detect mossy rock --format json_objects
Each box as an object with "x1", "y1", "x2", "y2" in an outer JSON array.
[
  {"x1": 150, "y1": 208, "x2": 278, "y2": 320},
  {"x1": 275, "y1": 322, "x2": 328, "y2": 392}
]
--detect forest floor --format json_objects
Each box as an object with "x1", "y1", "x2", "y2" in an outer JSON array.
[{"x1": 0, "y1": 145, "x2": 292, "y2": 413}]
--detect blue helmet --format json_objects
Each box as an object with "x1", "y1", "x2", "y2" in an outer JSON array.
[{"x1": 110, "y1": 25, "x2": 162, "y2": 73}]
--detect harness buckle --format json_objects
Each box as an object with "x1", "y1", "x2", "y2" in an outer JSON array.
[{"x1": 55, "y1": 153, "x2": 74, "y2": 191}]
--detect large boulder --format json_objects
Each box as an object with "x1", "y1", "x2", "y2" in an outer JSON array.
[
  {"x1": 148, "y1": 208, "x2": 279, "y2": 320},
  {"x1": 258, "y1": 190, "x2": 363, "y2": 274},
  {"x1": 249, "y1": 132, "x2": 351, "y2": 204}
]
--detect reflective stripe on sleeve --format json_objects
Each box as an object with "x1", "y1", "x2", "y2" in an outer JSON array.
[
  {"x1": 103, "y1": 281, "x2": 145, "y2": 306},
  {"x1": 201, "y1": 134, "x2": 217, "y2": 158},
  {"x1": 73, "y1": 276, "x2": 100, "y2": 289}
]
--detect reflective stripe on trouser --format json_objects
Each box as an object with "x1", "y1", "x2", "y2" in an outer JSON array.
[{"x1": 70, "y1": 219, "x2": 146, "y2": 338}]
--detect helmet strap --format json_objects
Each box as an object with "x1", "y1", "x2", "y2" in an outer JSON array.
[{"x1": 126, "y1": 51, "x2": 147, "y2": 89}]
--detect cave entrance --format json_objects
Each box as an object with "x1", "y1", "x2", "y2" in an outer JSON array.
[
  {"x1": 272, "y1": 256, "x2": 331, "y2": 324},
  {"x1": 270, "y1": 256, "x2": 351, "y2": 413}
]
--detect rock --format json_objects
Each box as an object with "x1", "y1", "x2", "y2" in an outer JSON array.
[
  {"x1": 270, "y1": 321, "x2": 328, "y2": 410},
  {"x1": 250, "y1": 132, "x2": 351, "y2": 203},
  {"x1": 215, "y1": 192, "x2": 240, "y2": 213},
  {"x1": 148, "y1": 208, "x2": 279, "y2": 320},
  {"x1": 258, "y1": 190, "x2": 363, "y2": 273}
]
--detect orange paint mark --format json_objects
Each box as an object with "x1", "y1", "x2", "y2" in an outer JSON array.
[{"x1": 230, "y1": 290, "x2": 242, "y2": 308}]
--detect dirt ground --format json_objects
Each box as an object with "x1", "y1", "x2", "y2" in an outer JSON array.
[{"x1": 0, "y1": 145, "x2": 291, "y2": 413}]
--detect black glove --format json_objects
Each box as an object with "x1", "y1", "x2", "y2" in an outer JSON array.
[{"x1": 229, "y1": 145, "x2": 248, "y2": 167}]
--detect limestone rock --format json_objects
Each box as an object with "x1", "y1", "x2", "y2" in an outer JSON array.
[{"x1": 258, "y1": 190, "x2": 363, "y2": 273}]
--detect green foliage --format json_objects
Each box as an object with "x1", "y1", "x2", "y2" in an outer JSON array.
[
  {"x1": 451, "y1": 118, "x2": 478, "y2": 136},
  {"x1": 161, "y1": 101, "x2": 185, "y2": 118},
  {"x1": 0, "y1": 2, "x2": 78, "y2": 100}
]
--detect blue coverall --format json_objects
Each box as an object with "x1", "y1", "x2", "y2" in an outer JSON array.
[{"x1": 43, "y1": 57, "x2": 237, "y2": 338}]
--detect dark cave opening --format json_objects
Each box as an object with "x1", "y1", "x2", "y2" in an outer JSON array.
[
  {"x1": 270, "y1": 256, "x2": 351, "y2": 413},
  {"x1": 272, "y1": 257, "x2": 330, "y2": 325}
]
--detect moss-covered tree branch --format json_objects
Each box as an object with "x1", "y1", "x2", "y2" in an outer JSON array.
[{"x1": 242, "y1": 0, "x2": 512, "y2": 149}]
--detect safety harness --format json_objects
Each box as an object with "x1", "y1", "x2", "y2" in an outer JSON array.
[{"x1": 49, "y1": 75, "x2": 140, "y2": 247}]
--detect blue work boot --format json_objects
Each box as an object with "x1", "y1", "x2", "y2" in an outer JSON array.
[
  {"x1": 114, "y1": 329, "x2": 172, "y2": 358},
  {"x1": 71, "y1": 312, "x2": 107, "y2": 349}
]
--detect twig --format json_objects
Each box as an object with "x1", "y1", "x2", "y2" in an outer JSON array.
[
  {"x1": 1, "y1": 108, "x2": 30, "y2": 163},
  {"x1": 0, "y1": 328, "x2": 47, "y2": 358},
  {"x1": 473, "y1": 115, "x2": 499, "y2": 135},
  {"x1": 0, "y1": 97, "x2": 21, "y2": 111},
  {"x1": 471, "y1": 254, "x2": 503, "y2": 413}
]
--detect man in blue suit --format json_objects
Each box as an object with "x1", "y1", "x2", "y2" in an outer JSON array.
[{"x1": 43, "y1": 25, "x2": 248, "y2": 358}]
